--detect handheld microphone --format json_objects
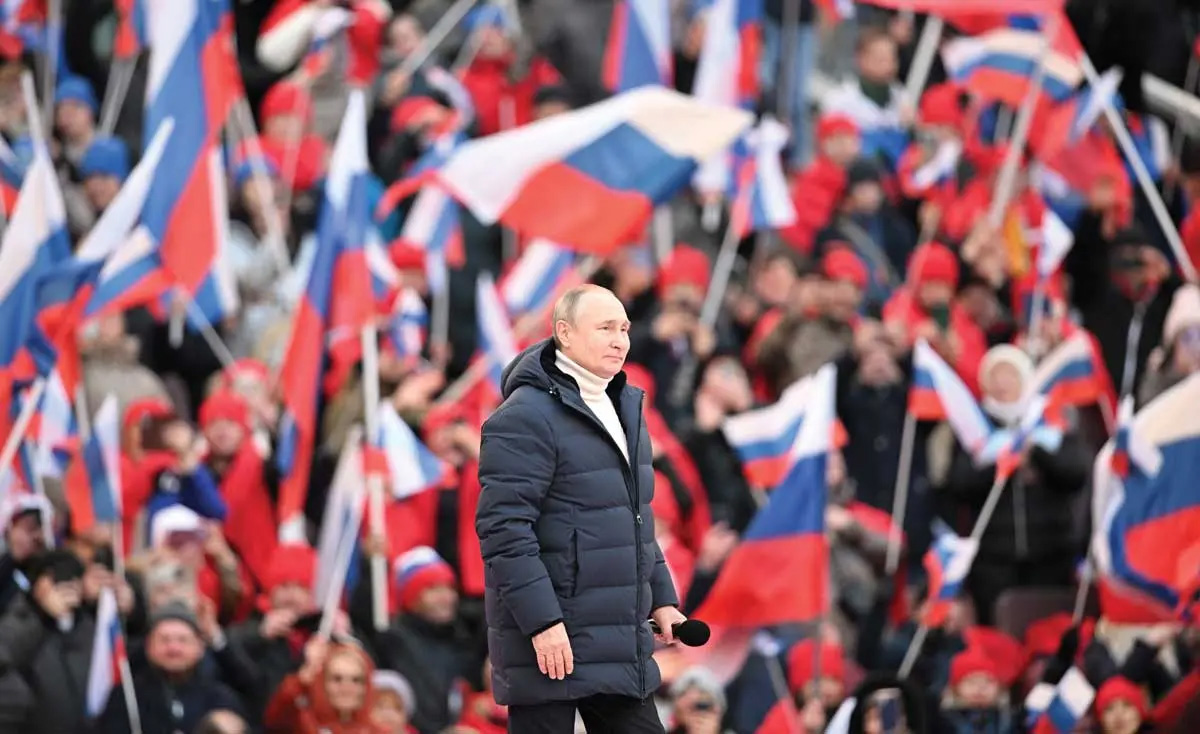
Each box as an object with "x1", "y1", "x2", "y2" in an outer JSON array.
[{"x1": 648, "y1": 618, "x2": 711, "y2": 647}]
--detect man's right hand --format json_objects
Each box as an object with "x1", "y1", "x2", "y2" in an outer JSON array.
[{"x1": 531, "y1": 622, "x2": 574, "y2": 680}]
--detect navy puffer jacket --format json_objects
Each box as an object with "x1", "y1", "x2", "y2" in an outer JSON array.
[{"x1": 476, "y1": 339, "x2": 679, "y2": 706}]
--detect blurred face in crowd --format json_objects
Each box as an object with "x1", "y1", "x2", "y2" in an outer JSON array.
[
  {"x1": 790, "y1": 273, "x2": 826, "y2": 316},
  {"x1": 955, "y1": 672, "x2": 1000, "y2": 708},
  {"x1": 607, "y1": 246, "x2": 654, "y2": 299},
  {"x1": 83, "y1": 174, "x2": 121, "y2": 212},
  {"x1": 754, "y1": 255, "x2": 798, "y2": 308},
  {"x1": 270, "y1": 581, "x2": 315, "y2": 616},
  {"x1": 700, "y1": 357, "x2": 752, "y2": 413},
  {"x1": 372, "y1": 689, "x2": 411, "y2": 733},
  {"x1": 825, "y1": 277, "x2": 863, "y2": 323},
  {"x1": 204, "y1": 418, "x2": 245, "y2": 458},
  {"x1": 846, "y1": 181, "x2": 884, "y2": 216},
  {"x1": 822, "y1": 132, "x2": 861, "y2": 168},
  {"x1": 555, "y1": 288, "x2": 631, "y2": 379},
  {"x1": 55, "y1": 100, "x2": 94, "y2": 141},
  {"x1": 6, "y1": 511, "x2": 45, "y2": 562},
  {"x1": 803, "y1": 676, "x2": 845, "y2": 709},
  {"x1": 163, "y1": 529, "x2": 207, "y2": 570},
  {"x1": 915, "y1": 281, "x2": 954, "y2": 314},
  {"x1": 858, "y1": 338, "x2": 902, "y2": 388},
  {"x1": 325, "y1": 650, "x2": 368, "y2": 715},
  {"x1": 388, "y1": 14, "x2": 424, "y2": 58},
  {"x1": 983, "y1": 361, "x2": 1024, "y2": 404},
  {"x1": 145, "y1": 567, "x2": 196, "y2": 614},
  {"x1": 477, "y1": 25, "x2": 512, "y2": 60},
  {"x1": 413, "y1": 582, "x2": 459, "y2": 626},
  {"x1": 857, "y1": 35, "x2": 898, "y2": 85},
  {"x1": 263, "y1": 112, "x2": 305, "y2": 144},
  {"x1": 159, "y1": 418, "x2": 197, "y2": 457},
  {"x1": 1100, "y1": 700, "x2": 1141, "y2": 734},
  {"x1": 148, "y1": 619, "x2": 205, "y2": 676},
  {"x1": 673, "y1": 686, "x2": 724, "y2": 729},
  {"x1": 957, "y1": 284, "x2": 1003, "y2": 333}
]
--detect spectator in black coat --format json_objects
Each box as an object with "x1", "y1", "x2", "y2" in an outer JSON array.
[
  {"x1": 941, "y1": 345, "x2": 1093, "y2": 625},
  {"x1": 0, "y1": 495, "x2": 52, "y2": 617},
  {"x1": 100, "y1": 602, "x2": 244, "y2": 733},
  {"x1": 476, "y1": 285, "x2": 681, "y2": 733}
]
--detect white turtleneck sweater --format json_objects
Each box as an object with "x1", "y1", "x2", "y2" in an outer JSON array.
[{"x1": 555, "y1": 350, "x2": 630, "y2": 464}]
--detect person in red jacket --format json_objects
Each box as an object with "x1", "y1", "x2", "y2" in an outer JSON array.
[
  {"x1": 779, "y1": 114, "x2": 861, "y2": 254},
  {"x1": 883, "y1": 242, "x2": 987, "y2": 393},
  {"x1": 265, "y1": 637, "x2": 386, "y2": 734},
  {"x1": 757, "y1": 639, "x2": 848, "y2": 734},
  {"x1": 258, "y1": 80, "x2": 330, "y2": 193},
  {"x1": 458, "y1": 6, "x2": 561, "y2": 136}
]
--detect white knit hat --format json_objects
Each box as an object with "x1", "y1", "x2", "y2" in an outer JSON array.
[
  {"x1": 1164, "y1": 284, "x2": 1200, "y2": 347},
  {"x1": 149, "y1": 505, "x2": 204, "y2": 549},
  {"x1": 373, "y1": 670, "x2": 417, "y2": 716},
  {"x1": 668, "y1": 666, "x2": 726, "y2": 711},
  {"x1": 979, "y1": 343, "x2": 1034, "y2": 393}
]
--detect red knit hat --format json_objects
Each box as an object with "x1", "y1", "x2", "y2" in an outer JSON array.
[
  {"x1": 963, "y1": 626, "x2": 1026, "y2": 687},
  {"x1": 261, "y1": 81, "x2": 313, "y2": 127},
  {"x1": 223, "y1": 359, "x2": 271, "y2": 388},
  {"x1": 390, "y1": 239, "x2": 427, "y2": 271},
  {"x1": 393, "y1": 546, "x2": 456, "y2": 612},
  {"x1": 199, "y1": 390, "x2": 250, "y2": 431},
  {"x1": 1095, "y1": 676, "x2": 1148, "y2": 718},
  {"x1": 908, "y1": 242, "x2": 959, "y2": 288},
  {"x1": 822, "y1": 249, "x2": 868, "y2": 289},
  {"x1": 787, "y1": 640, "x2": 845, "y2": 692},
  {"x1": 265, "y1": 544, "x2": 316, "y2": 593},
  {"x1": 658, "y1": 245, "x2": 711, "y2": 298},
  {"x1": 122, "y1": 397, "x2": 172, "y2": 435},
  {"x1": 390, "y1": 96, "x2": 442, "y2": 133},
  {"x1": 920, "y1": 83, "x2": 964, "y2": 129},
  {"x1": 816, "y1": 114, "x2": 859, "y2": 143},
  {"x1": 949, "y1": 648, "x2": 1000, "y2": 689}
]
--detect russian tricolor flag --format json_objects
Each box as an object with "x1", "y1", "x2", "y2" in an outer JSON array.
[
  {"x1": 500, "y1": 239, "x2": 579, "y2": 320},
  {"x1": 1036, "y1": 68, "x2": 1121, "y2": 160},
  {"x1": 475, "y1": 272, "x2": 519, "y2": 396},
  {"x1": 276, "y1": 91, "x2": 375, "y2": 538},
  {"x1": 941, "y1": 14, "x2": 1083, "y2": 108},
  {"x1": 378, "y1": 400, "x2": 448, "y2": 499},
  {"x1": 728, "y1": 117, "x2": 796, "y2": 239},
  {"x1": 142, "y1": 0, "x2": 242, "y2": 325},
  {"x1": 722, "y1": 370, "x2": 818, "y2": 488},
  {"x1": 922, "y1": 522, "x2": 979, "y2": 626},
  {"x1": 696, "y1": 363, "x2": 835, "y2": 627},
  {"x1": 902, "y1": 139, "x2": 962, "y2": 195},
  {"x1": 1030, "y1": 332, "x2": 1109, "y2": 411},
  {"x1": 85, "y1": 586, "x2": 126, "y2": 718},
  {"x1": 1024, "y1": 667, "x2": 1094, "y2": 734},
  {"x1": 314, "y1": 429, "x2": 367, "y2": 603},
  {"x1": 602, "y1": 0, "x2": 672, "y2": 93},
  {"x1": 383, "y1": 288, "x2": 426, "y2": 366},
  {"x1": 64, "y1": 396, "x2": 122, "y2": 535},
  {"x1": 909, "y1": 340, "x2": 993, "y2": 455}
]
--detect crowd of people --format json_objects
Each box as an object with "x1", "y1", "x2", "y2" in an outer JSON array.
[{"x1": 0, "y1": 0, "x2": 1199, "y2": 732}]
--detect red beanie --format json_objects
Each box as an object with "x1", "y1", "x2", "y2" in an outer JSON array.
[
  {"x1": 658, "y1": 245, "x2": 711, "y2": 298},
  {"x1": 787, "y1": 640, "x2": 845, "y2": 692},
  {"x1": 622, "y1": 362, "x2": 657, "y2": 406},
  {"x1": 390, "y1": 96, "x2": 442, "y2": 133},
  {"x1": 393, "y1": 546, "x2": 457, "y2": 612},
  {"x1": 1095, "y1": 676, "x2": 1148, "y2": 719},
  {"x1": 908, "y1": 242, "x2": 959, "y2": 289},
  {"x1": 390, "y1": 239, "x2": 427, "y2": 271},
  {"x1": 949, "y1": 648, "x2": 1000, "y2": 689},
  {"x1": 265, "y1": 544, "x2": 316, "y2": 593},
  {"x1": 963, "y1": 626, "x2": 1026, "y2": 687},
  {"x1": 223, "y1": 359, "x2": 271, "y2": 388},
  {"x1": 261, "y1": 81, "x2": 313, "y2": 127},
  {"x1": 816, "y1": 114, "x2": 859, "y2": 143},
  {"x1": 822, "y1": 249, "x2": 868, "y2": 289},
  {"x1": 199, "y1": 390, "x2": 250, "y2": 431},
  {"x1": 920, "y1": 83, "x2": 964, "y2": 128},
  {"x1": 123, "y1": 397, "x2": 172, "y2": 435}
]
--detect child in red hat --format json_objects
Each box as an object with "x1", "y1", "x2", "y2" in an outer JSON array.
[
  {"x1": 1095, "y1": 677, "x2": 1148, "y2": 734},
  {"x1": 941, "y1": 648, "x2": 1013, "y2": 732}
]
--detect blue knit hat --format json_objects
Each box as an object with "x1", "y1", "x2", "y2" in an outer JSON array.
[
  {"x1": 79, "y1": 137, "x2": 130, "y2": 180},
  {"x1": 55, "y1": 76, "x2": 98, "y2": 114}
]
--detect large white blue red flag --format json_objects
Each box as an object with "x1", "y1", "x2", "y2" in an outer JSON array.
[{"x1": 722, "y1": 370, "x2": 818, "y2": 488}]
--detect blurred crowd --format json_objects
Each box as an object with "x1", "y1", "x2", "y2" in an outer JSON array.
[{"x1": 1, "y1": 0, "x2": 1200, "y2": 733}]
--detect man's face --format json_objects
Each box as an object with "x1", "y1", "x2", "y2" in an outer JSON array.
[
  {"x1": 477, "y1": 26, "x2": 511, "y2": 59},
  {"x1": 388, "y1": 15, "x2": 423, "y2": 57},
  {"x1": 204, "y1": 419, "x2": 244, "y2": 458},
  {"x1": 825, "y1": 279, "x2": 863, "y2": 322},
  {"x1": 847, "y1": 182, "x2": 883, "y2": 214},
  {"x1": 754, "y1": 258, "x2": 798, "y2": 307},
  {"x1": 956, "y1": 673, "x2": 1000, "y2": 708},
  {"x1": 857, "y1": 37, "x2": 898, "y2": 84},
  {"x1": 414, "y1": 584, "x2": 458, "y2": 625},
  {"x1": 83, "y1": 175, "x2": 120, "y2": 212},
  {"x1": 269, "y1": 582, "x2": 314, "y2": 616},
  {"x1": 147, "y1": 619, "x2": 204, "y2": 675},
  {"x1": 823, "y1": 133, "x2": 861, "y2": 168},
  {"x1": 55, "y1": 100, "x2": 94, "y2": 139},
  {"x1": 6, "y1": 512, "x2": 44, "y2": 561},
  {"x1": 557, "y1": 290, "x2": 631, "y2": 379}
]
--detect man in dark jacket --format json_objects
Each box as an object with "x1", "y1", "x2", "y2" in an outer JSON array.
[
  {"x1": 100, "y1": 602, "x2": 244, "y2": 732},
  {"x1": 476, "y1": 284, "x2": 684, "y2": 733}
]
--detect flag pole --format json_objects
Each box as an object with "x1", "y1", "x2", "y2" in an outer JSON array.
[
  {"x1": 182, "y1": 297, "x2": 240, "y2": 371},
  {"x1": 986, "y1": 14, "x2": 1057, "y2": 229},
  {"x1": 360, "y1": 322, "x2": 390, "y2": 632},
  {"x1": 99, "y1": 60, "x2": 137, "y2": 137},
  {"x1": 903, "y1": 16, "x2": 944, "y2": 112},
  {"x1": 40, "y1": 0, "x2": 62, "y2": 134},
  {"x1": 759, "y1": 645, "x2": 801, "y2": 734},
  {"x1": 432, "y1": 255, "x2": 601, "y2": 407},
  {"x1": 397, "y1": 0, "x2": 480, "y2": 79},
  {"x1": 1080, "y1": 53, "x2": 1199, "y2": 283},
  {"x1": 899, "y1": 472, "x2": 1007, "y2": 679},
  {"x1": 884, "y1": 413, "x2": 916, "y2": 576}
]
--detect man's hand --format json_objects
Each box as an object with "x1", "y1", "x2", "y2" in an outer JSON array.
[
  {"x1": 651, "y1": 606, "x2": 687, "y2": 645},
  {"x1": 532, "y1": 622, "x2": 573, "y2": 680},
  {"x1": 259, "y1": 608, "x2": 298, "y2": 639}
]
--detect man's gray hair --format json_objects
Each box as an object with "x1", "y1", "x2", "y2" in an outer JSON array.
[{"x1": 551, "y1": 284, "x2": 606, "y2": 348}]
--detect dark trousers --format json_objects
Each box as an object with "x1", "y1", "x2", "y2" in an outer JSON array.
[{"x1": 507, "y1": 694, "x2": 666, "y2": 734}]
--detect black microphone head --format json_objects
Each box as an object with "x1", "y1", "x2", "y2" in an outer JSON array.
[{"x1": 675, "y1": 619, "x2": 711, "y2": 647}]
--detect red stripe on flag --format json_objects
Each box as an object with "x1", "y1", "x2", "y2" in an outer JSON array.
[{"x1": 695, "y1": 534, "x2": 827, "y2": 627}]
